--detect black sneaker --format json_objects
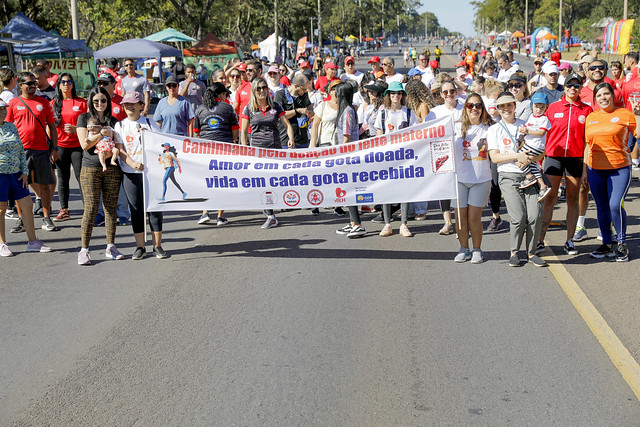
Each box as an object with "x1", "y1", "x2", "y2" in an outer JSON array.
[
  {"x1": 486, "y1": 216, "x2": 502, "y2": 232},
  {"x1": 615, "y1": 242, "x2": 629, "y2": 262},
  {"x1": 563, "y1": 240, "x2": 578, "y2": 255},
  {"x1": 528, "y1": 255, "x2": 548, "y2": 267},
  {"x1": 132, "y1": 247, "x2": 147, "y2": 260},
  {"x1": 336, "y1": 225, "x2": 353, "y2": 235},
  {"x1": 311, "y1": 208, "x2": 320, "y2": 216},
  {"x1": 41, "y1": 217, "x2": 58, "y2": 231},
  {"x1": 590, "y1": 244, "x2": 615, "y2": 259},
  {"x1": 508, "y1": 253, "x2": 521, "y2": 267},
  {"x1": 33, "y1": 199, "x2": 43, "y2": 216},
  {"x1": 534, "y1": 241, "x2": 545, "y2": 254},
  {"x1": 11, "y1": 218, "x2": 25, "y2": 233},
  {"x1": 371, "y1": 213, "x2": 389, "y2": 223},
  {"x1": 153, "y1": 246, "x2": 168, "y2": 259},
  {"x1": 4, "y1": 207, "x2": 18, "y2": 220},
  {"x1": 334, "y1": 207, "x2": 346, "y2": 217},
  {"x1": 347, "y1": 225, "x2": 366, "y2": 238}
]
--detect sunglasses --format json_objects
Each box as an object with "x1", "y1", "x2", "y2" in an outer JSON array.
[
  {"x1": 166, "y1": 83, "x2": 178, "y2": 88},
  {"x1": 565, "y1": 83, "x2": 582, "y2": 89},
  {"x1": 466, "y1": 102, "x2": 483, "y2": 110},
  {"x1": 60, "y1": 80, "x2": 74, "y2": 85},
  {"x1": 97, "y1": 81, "x2": 110, "y2": 86},
  {"x1": 382, "y1": 63, "x2": 392, "y2": 66},
  {"x1": 230, "y1": 74, "x2": 241, "y2": 78},
  {"x1": 441, "y1": 89, "x2": 456, "y2": 95},
  {"x1": 346, "y1": 62, "x2": 355, "y2": 66},
  {"x1": 247, "y1": 68, "x2": 258, "y2": 73},
  {"x1": 92, "y1": 98, "x2": 108, "y2": 104},
  {"x1": 589, "y1": 65, "x2": 605, "y2": 71},
  {"x1": 256, "y1": 86, "x2": 269, "y2": 91},
  {"x1": 508, "y1": 83, "x2": 524, "y2": 89},
  {"x1": 534, "y1": 62, "x2": 543, "y2": 65},
  {"x1": 124, "y1": 63, "x2": 135, "y2": 67},
  {"x1": 21, "y1": 81, "x2": 36, "y2": 86},
  {"x1": 389, "y1": 91, "x2": 403, "y2": 95}
]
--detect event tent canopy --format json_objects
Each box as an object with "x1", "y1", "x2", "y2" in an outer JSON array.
[
  {"x1": 93, "y1": 38, "x2": 181, "y2": 59},
  {"x1": 144, "y1": 28, "x2": 196, "y2": 43},
  {"x1": 183, "y1": 33, "x2": 237, "y2": 56},
  {"x1": 0, "y1": 12, "x2": 91, "y2": 57}
]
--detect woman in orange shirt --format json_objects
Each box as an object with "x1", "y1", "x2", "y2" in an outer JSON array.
[{"x1": 583, "y1": 82, "x2": 640, "y2": 261}]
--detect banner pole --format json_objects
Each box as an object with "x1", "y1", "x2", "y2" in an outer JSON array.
[{"x1": 455, "y1": 173, "x2": 461, "y2": 232}]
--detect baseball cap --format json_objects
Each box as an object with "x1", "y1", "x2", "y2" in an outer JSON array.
[
  {"x1": 542, "y1": 62, "x2": 559, "y2": 74},
  {"x1": 429, "y1": 60, "x2": 439, "y2": 69},
  {"x1": 565, "y1": 73, "x2": 583, "y2": 85},
  {"x1": 530, "y1": 91, "x2": 549, "y2": 105},
  {"x1": 533, "y1": 57, "x2": 544, "y2": 64},
  {"x1": 210, "y1": 82, "x2": 231, "y2": 97},
  {"x1": 97, "y1": 73, "x2": 116, "y2": 83},
  {"x1": 267, "y1": 65, "x2": 280, "y2": 74},
  {"x1": 558, "y1": 62, "x2": 571, "y2": 70},
  {"x1": 164, "y1": 76, "x2": 178, "y2": 85},
  {"x1": 237, "y1": 63, "x2": 247, "y2": 71},
  {"x1": 260, "y1": 56, "x2": 269, "y2": 62},
  {"x1": 508, "y1": 74, "x2": 526, "y2": 83},
  {"x1": 367, "y1": 56, "x2": 381, "y2": 64},
  {"x1": 456, "y1": 60, "x2": 467, "y2": 68},
  {"x1": 495, "y1": 93, "x2": 517, "y2": 105},
  {"x1": 579, "y1": 55, "x2": 594, "y2": 64},
  {"x1": 407, "y1": 68, "x2": 424, "y2": 77},
  {"x1": 345, "y1": 56, "x2": 355, "y2": 64},
  {"x1": 299, "y1": 61, "x2": 311, "y2": 69},
  {"x1": 120, "y1": 92, "x2": 142, "y2": 104},
  {"x1": 324, "y1": 62, "x2": 338, "y2": 70}
]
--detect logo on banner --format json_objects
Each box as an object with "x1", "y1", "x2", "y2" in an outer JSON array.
[
  {"x1": 307, "y1": 189, "x2": 324, "y2": 205},
  {"x1": 356, "y1": 193, "x2": 374, "y2": 203},
  {"x1": 335, "y1": 187, "x2": 346, "y2": 203},
  {"x1": 261, "y1": 191, "x2": 276, "y2": 205},
  {"x1": 283, "y1": 190, "x2": 300, "y2": 207}
]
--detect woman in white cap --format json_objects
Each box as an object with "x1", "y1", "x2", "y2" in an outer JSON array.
[{"x1": 487, "y1": 92, "x2": 546, "y2": 267}]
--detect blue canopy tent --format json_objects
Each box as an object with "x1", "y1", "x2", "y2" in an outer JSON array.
[
  {"x1": 144, "y1": 28, "x2": 196, "y2": 43},
  {"x1": 0, "y1": 12, "x2": 92, "y2": 58},
  {"x1": 93, "y1": 38, "x2": 181, "y2": 59}
]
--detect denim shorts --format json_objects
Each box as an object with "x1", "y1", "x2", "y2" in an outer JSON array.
[{"x1": 0, "y1": 172, "x2": 31, "y2": 202}]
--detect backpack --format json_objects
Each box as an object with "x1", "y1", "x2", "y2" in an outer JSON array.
[{"x1": 381, "y1": 107, "x2": 412, "y2": 133}]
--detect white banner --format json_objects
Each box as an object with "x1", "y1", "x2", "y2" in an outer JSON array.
[{"x1": 142, "y1": 116, "x2": 457, "y2": 212}]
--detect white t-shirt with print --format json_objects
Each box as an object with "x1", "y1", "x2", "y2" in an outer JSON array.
[
  {"x1": 487, "y1": 119, "x2": 526, "y2": 174},
  {"x1": 374, "y1": 106, "x2": 417, "y2": 134},
  {"x1": 523, "y1": 114, "x2": 551, "y2": 152},
  {"x1": 114, "y1": 116, "x2": 161, "y2": 174},
  {"x1": 431, "y1": 102, "x2": 464, "y2": 123},
  {"x1": 385, "y1": 72, "x2": 405, "y2": 84},
  {"x1": 454, "y1": 122, "x2": 492, "y2": 184}
]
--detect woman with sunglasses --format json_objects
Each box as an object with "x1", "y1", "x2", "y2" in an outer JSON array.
[
  {"x1": 507, "y1": 73, "x2": 532, "y2": 121},
  {"x1": 76, "y1": 88, "x2": 127, "y2": 265},
  {"x1": 431, "y1": 80, "x2": 464, "y2": 235},
  {"x1": 453, "y1": 95, "x2": 493, "y2": 263},
  {"x1": 374, "y1": 81, "x2": 417, "y2": 237},
  {"x1": 583, "y1": 83, "x2": 639, "y2": 262},
  {"x1": 240, "y1": 77, "x2": 294, "y2": 229},
  {"x1": 153, "y1": 76, "x2": 194, "y2": 137},
  {"x1": 50, "y1": 73, "x2": 88, "y2": 222},
  {"x1": 488, "y1": 92, "x2": 546, "y2": 268}
]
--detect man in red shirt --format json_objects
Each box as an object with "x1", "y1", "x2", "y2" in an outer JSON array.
[
  {"x1": 550, "y1": 48, "x2": 561, "y2": 66},
  {"x1": 233, "y1": 59, "x2": 261, "y2": 116},
  {"x1": 6, "y1": 72, "x2": 59, "y2": 231},
  {"x1": 315, "y1": 62, "x2": 339, "y2": 96},
  {"x1": 35, "y1": 59, "x2": 59, "y2": 87},
  {"x1": 579, "y1": 59, "x2": 623, "y2": 109}
]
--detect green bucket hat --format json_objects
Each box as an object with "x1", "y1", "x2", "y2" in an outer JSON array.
[{"x1": 384, "y1": 80, "x2": 406, "y2": 96}]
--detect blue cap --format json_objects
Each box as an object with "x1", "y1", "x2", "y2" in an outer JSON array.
[
  {"x1": 530, "y1": 91, "x2": 549, "y2": 105},
  {"x1": 407, "y1": 68, "x2": 424, "y2": 77}
]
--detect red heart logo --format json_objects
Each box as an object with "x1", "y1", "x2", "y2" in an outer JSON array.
[{"x1": 336, "y1": 188, "x2": 346, "y2": 198}]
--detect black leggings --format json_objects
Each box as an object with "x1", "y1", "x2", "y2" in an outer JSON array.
[
  {"x1": 122, "y1": 172, "x2": 163, "y2": 234},
  {"x1": 56, "y1": 146, "x2": 83, "y2": 209},
  {"x1": 489, "y1": 161, "x2": 502, "y2": 215}
]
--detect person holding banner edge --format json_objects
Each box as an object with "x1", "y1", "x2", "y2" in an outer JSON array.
[{"x1": 240, "y1": 77, "x2": 294, "y2": 229}]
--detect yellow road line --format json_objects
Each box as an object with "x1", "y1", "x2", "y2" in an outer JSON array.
[{"x1": 544, "y1": 246, "x2": 640, "y2": 400}]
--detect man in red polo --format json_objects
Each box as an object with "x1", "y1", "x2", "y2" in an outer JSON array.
[{"x1": 233, "y1": 59, "x2": 262, "y2": 116}]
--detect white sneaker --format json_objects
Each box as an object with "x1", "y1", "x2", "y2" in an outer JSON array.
[
  {"x1": 105, "y1": 245, "x2": 125, "y2": 260},
  {"x1": 78, "y1": 249, "x2": 91, "y2": 265},
  {"x1": 454, "y1": 247, "x2": 471, "y2": 263},
  {"x1": 470, "y1": 249, "x2": 484, "y2": 264},
  {"x1": 262, "y1": 216, "x2": 278, "y2": 229},
  {"x1": 0, "y1": 243, "x2": 13, "y2": 257}
]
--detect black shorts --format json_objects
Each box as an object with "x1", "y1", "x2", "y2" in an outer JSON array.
[
  {"x1": 543, "y1": 156, "x2": 583, "y2": 178},
  {"x1": 25, "y1": 149, "x2": 56, "y2": 185}
]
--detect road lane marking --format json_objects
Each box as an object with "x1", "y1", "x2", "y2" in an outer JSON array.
[{"x1": 544, "y1": 247, "x2": 640, "y2": 400}]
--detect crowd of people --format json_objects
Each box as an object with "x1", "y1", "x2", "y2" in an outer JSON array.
[{"x1": 0, "y1": 42, "x2": 638, "y2": 265}]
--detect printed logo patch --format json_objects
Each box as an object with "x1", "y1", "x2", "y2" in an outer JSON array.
[
  {"x1": 578, "y1": 115, "x2": 586, "y2": 124},
  {"x1": 356, "y1": 193, "x2": 374, "y2": 203}
]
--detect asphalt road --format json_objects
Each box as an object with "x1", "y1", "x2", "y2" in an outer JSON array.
[{"x1": 2, "y1": 43, "x2": 640, "y2": 425}]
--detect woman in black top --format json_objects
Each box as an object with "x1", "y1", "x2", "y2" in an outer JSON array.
[{"x1": 240, "y1": 77, "x2": 294, "y2": 229}]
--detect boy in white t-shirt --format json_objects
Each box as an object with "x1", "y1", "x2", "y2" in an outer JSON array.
[{"x1": 516, "y1": 92, "x2": 551, "y2": 201}]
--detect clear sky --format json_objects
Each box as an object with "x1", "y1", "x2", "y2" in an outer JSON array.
[{"x1": 419, "y1": 0, "x2": 476, "y2": 37}]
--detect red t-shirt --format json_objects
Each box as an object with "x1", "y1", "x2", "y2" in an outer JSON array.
[
  {"x1": 50, "y1": 97, "x2": 88, "y2": 148},
  {"x1": 6, "y1": 96, "x2": 56, "y2": 151},
  {"x1": 234, "y1": 80, "x2": 252, "y2": 116},
  {"x1": 551, "y1": 51, "x2": 561, "y2": 66},
  {"x1": 47, "y1": 73, "x2": 59, "y2": 87},
  {"x1": 111, "y1": 101, "x2": 127, "y2": 121},
  {"x1": 621, "y1": 75, "x2": 640, "y2": 110},
  {"x1": 315, "y1": 75, "x2": 339, "y2": 92},
  {"x1": 580, "y1": 83, "x2": 623, "y2": 111},
  {"x1": 280, "y1": 75, "x2": 291, "y2": 87}
]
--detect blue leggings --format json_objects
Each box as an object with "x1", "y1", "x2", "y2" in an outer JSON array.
[
  {"x1": 587, "y1": 165, "x2": 631, "y2": 244},
  {"x1": 162, "y1": 167, "x2": 184, "y2": 198}
]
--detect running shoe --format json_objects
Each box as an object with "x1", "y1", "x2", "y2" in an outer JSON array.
[
  {"x1": 414, "y1": 214, "x2": 427, "y2": 221},
  {"x1": 132, "y1": 247, "x2": 147, "y2": 260},
  {"x1": 347, "y1": 225, "x2": 366, "y2": 238},
  {"x1": 454, "y1": 247, "x2": 471, "y2": 263},
  {"x1": 153, "y1": 246, "x2": 168, "y2": 259},
  {"x1": 311, "y1": 208, "x2": 320, "y2": 216},
  {"x1": 534, "y1": 241, "x2": 545, "y2": 254},
  {"x1": 4, "y1": 208, "x2": 18, "y2": 220},
  {"x1": 41, "y1": 217, "x2": 59, "y2": 231},
  {"x1": 33, "y1": 199, "x2": 43, "y2": 216},
  {"x1": 371, "y1": 213, "x2": 386, "y2": 223},
  {"x1": 470, "y1": 249, "x2": 484, "y2": 264},
  {"x1": 379, "y1": 224, "x2": 393, "y2": 237},
  {"x1": 439, "y1": 222, "x2": 454, "y2": 235},
  {"x1": 615, "y1": 242, "x2": 629, "y2": 262},
  {"x1": 336, "y1": 225, "x2": 353, "y2": 235},
  {"x1": 118, "y1": 217, "x2": 129, "y2": 226},
  {"x1": 52, "y1": 208, "x2": 71, "y2": 222},
  {"x1": 105, "y1": 245, "x2": 125, "y2": 260},
  {"x1": 0, "y1": 243, "x2": 13, "y2": 257},
  {"x1": 486, "y1": 216, "x2": 502, "y2": 232},
  {"x1": 590, "y1": 244, "x2": 615, "y2": 259},
  {"x1": 94, "y1": 213, "x2": 105, "y2": 227},
  {"x1": 262, "y1": 216, "x2": 278, "y2": 229},
  {"x1": 198, "y1": 213, "x2": 211, "y2": 224},
  {"x1": 334, "y1": 207, "x2": 346, "y2": 217},
  {"x1": 518, "y1": 177, "x2": 537, "y2": 189},
  {"x1": 528, "y1": 255, "x2": 548, "y2": 267},
  {"x1": 508, "y1": 253, "x2": 521, "y2": 267},
  {"x1": 572, "y1": 226, "x2": 588, "y2": 242},
  {"x1": 596, "y1": 230, "x2": 617, "y2": 242},
  {"x1": 563, "y1": 240, "x2": 578, "y2": 255},
  {"x1": 78, "y1": 249, "x2": 91, "y2": 265},
  {"x1": 26, "y1": 240, "x2": 52, "y2": 253},
  {"x1": 537, "y1": 186, "x2": 552, "y2": 202},
  {"x1": 216, "y1": 217, "x2": 229, "y2": 226},
  {"x1": 11, "y1": 218, "x2": 25, "y2": 233},
  {"x1": 399, "y1": 223, "x2": 413, "y2": 237}
]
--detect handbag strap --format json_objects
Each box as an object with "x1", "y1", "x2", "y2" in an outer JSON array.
[
  {"x1": 17, "y1": 96, "x2": 54, "y2": 150},
  {"x1": 497, "y1": 119, "x2": 518, "y2": 149}
]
